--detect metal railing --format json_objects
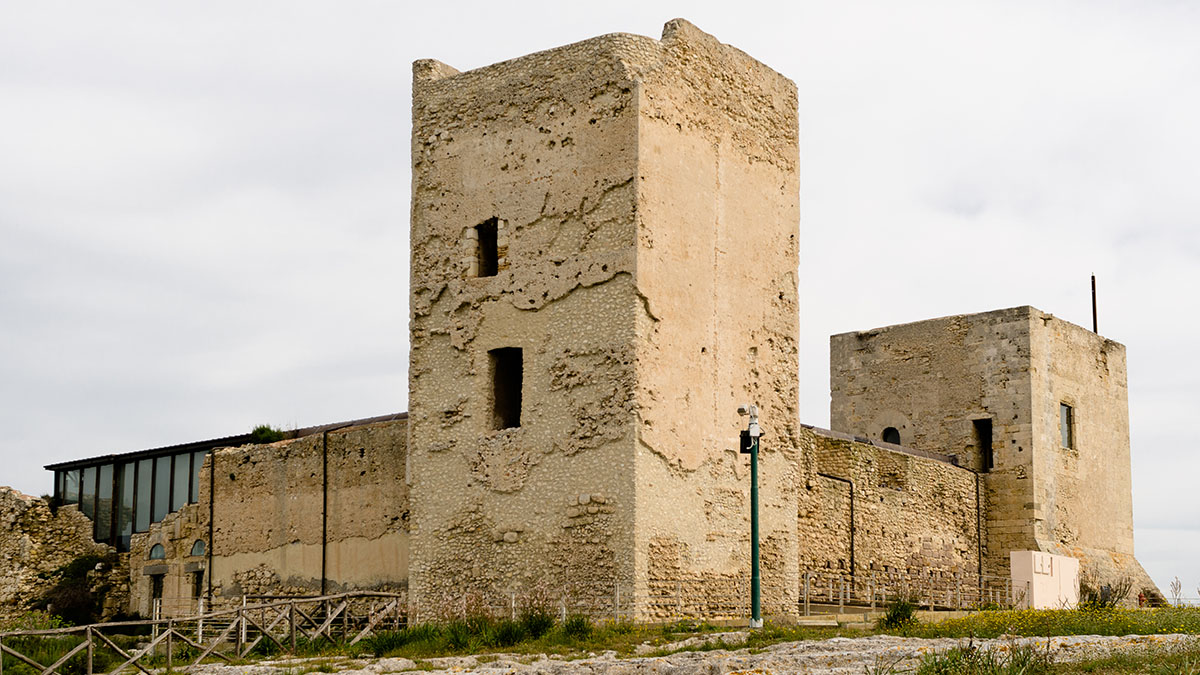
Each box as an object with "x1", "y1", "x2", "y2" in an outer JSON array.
[{"x1": 799, "y1": 569, "x2": 1021, "y2": 615}]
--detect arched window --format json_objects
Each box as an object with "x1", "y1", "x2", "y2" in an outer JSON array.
[
  {"x1": 149, "y1": 543, "x2": 166, "y2": 560},
  {"x1": 190, "y1": 540, "x2": 206, "y2": 557},
  {"x1": 882, "y1": 427, "x2": 901, "y2": 445}
]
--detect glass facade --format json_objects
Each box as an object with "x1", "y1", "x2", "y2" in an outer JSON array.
[
  {"x1": 95, "y1": 464, "x2": 113, "y2": 541},
  {"x1": 53, "y1": 448, "x2": 210, "y2": 552},
  {"x1": 80, "y1": 466, "x2": 96, "y2": 519},
  {"x1": 63, "y1": 469, "x2": 80, "y2": 504},
  {"x1": 135, "y1": 458, "x2": 152, "y2": 533},
  {"x1": 152, "y1": 456, "x2": 171, "y2": 522},
  {"x1": 190, "y1": 450, "x2": 206, "y2": 501},
  {"x1": 117, "y1": 463, "x2": 134, "y2": 551},
  {"x1": 172, "y1": 454, "x2": 189, "y2": 512}
]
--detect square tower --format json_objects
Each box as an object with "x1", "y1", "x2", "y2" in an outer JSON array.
[
  {"x1": 830, "y1": 306, "x2": 1156, "y2": 595},
  {"x1": 407, "y1": 20, "x2": 800, "y2": 618}
]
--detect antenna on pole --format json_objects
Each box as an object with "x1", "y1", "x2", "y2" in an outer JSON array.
[{"x1": 1091, "y1": 274, "x2": 1098, "y2": 334}]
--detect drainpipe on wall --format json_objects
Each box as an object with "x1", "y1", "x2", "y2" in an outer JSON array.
[
  {"x1": 207, "y1": 449, "x2": 215, "y2": 608},
  {"x1": 975, "y1": 472, "x2": 984, "y2": 589},
  {"x1": 817, "y1": 473, "x2": 855, "y2": 577},
  {"x1": 321, "y1": 430, "x2": 329, "y2": 596},
  {"x1": 320, "y1": 423, "x2": 356, "y2": 597}
]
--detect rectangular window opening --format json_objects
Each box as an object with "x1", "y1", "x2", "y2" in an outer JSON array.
[
  {"x1": 150, "y1": 574, "x2": 164, "y2": 602},
  {"x1": 1060, "y1": 403, "x2": 1074, "y2": 449},
  {"x1": 973, "y1": 418, "x2": 994, "y2": 472},
  {"x1": 489, "y1": 347, "x2": 522, "y2": 430},
  {"x1": 192, "y1": 571, "x2": 205, "y2": 599},
  {"x1": 475, "y1": 218, "x2": 499, "y2": 277}
]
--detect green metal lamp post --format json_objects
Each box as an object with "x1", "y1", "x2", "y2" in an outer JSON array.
[{"x1": 739, "y1": 403, "x2": 763, "y2": 628}]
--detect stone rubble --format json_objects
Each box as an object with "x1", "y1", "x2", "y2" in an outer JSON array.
[{"x1": 183, "y1": 633, "x2": 1197, "y2": 675}]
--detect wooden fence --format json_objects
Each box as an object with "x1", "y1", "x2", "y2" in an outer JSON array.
[{"x1": 0, "y1": 591, "x2": 404, "y2": 675}]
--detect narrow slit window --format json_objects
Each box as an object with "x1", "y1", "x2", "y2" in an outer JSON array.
[
  {"x1": 489, "y1": 347, "x2": 522, "y2": 430},
  {"x1": 1060, "y1": 403, "x2": 1074, "y2": 449},
  {"x1": 974, "y1": 418, "x2": 994, "y2": 471},
  {"x1": 475, "y1": 218, "x2": 499, "y2": 277}
]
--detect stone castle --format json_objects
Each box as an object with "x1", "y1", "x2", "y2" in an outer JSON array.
[{"x1": 1, "y1": 19, "x2": 1157, "y2": 622}]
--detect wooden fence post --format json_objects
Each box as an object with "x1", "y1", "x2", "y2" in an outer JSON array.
[
  {"x1": 167, "y1": 619, "x2": 174, "y2": 671},
  {"x1": 289, "y1": 600, "x2": 297, "y2": 652},
  {"x1": 236, "y1": 606, "x2": 244, "y2": 657},
  {"x1": 86, "y1": 627, "x2": 93, "y2": 675}
]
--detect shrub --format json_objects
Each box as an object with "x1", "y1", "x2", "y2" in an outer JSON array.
[
  {"x1": 519, "y1": 606, "x2": 556, "y2": 639},
  {"x1": 30, "y1": 552, "x2": 118, "y2": 626},
  {"x1": 1078, "y1": 569, "x2": 1133, "y2": 609},
  {"x1": 917, "y1": 642, "x2": 1053, "y2": 674},
  {"x1": 0, "y1": 610, "x2": 66, "y2": 632},
  {"x1": 561, "y1": 614, "x2": 592, "y2": 640},
  {"x1": 489, "y1": 619, "x2": 526, "y2": 647},
  {"x1": 877, "y1": 594, "x2": 918, "y2": 630},
  {"x1": 249, "y1": 425, "x2": 286, "y2": 444}
]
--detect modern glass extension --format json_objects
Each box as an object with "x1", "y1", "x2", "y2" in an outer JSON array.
[
  {"x1": 47, "y1": 435, "x2": 241, "y2": 552},
  {"x1": 46, "y1": 412, "x2": 405, "y2": 552}
]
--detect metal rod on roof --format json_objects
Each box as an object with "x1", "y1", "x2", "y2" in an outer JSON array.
[{"x1": 1091, "y1": 274, "x2": 1098, "y2": 334}]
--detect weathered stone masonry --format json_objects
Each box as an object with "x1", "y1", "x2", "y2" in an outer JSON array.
[{"x1": 407, "y1": 19, "x2": 800, "y2": 619}]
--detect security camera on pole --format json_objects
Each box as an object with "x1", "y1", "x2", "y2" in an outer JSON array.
[{"x1": 738, "y1": 403, "x2": 763, "y2": 628}]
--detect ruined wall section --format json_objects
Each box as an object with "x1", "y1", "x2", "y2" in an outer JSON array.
[
  {"x1": 129, "y1": 502, "x2": 207, "y2": 617},
  {"x1": 630, "y1": 19, "x2": 802, "y2": 618},
  {"x1": 798, "y1": 428, "x2": 980, "y2": 580},
  {"x1": 126, "y1": 420, "x2": 411, "y2": 615},
  {"x1": 830, "y1": 307, "x2": 1039, "y2": 577},
  {"x1": 1028, "y1": 312, "x2": 1157, "y2": 596},
  {"x1": 408, "y1": 34, "x2": 661, "y2": 613},
  {"x1": 0, "y1": 487, "x2": 117, "y2": 618}
]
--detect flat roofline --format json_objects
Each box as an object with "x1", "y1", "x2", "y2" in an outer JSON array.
[
  {"x1": 44, "y1": 412, "x2": 408, "y2": 472},
  {"x1": 801, "y1": 423, "x2": 962, "y2": 467},
  {"x1": 830, "y1": 305, "x2": 1039, "y2": 340}
]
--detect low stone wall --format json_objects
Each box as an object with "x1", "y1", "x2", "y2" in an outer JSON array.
[
  {"x1": 0, "y1": 486, "x2": 124, "y2": 620},
  {"x1": 799, "y1": 428, "x2": 982, "y2": 580}
]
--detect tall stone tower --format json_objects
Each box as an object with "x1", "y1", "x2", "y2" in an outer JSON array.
[
  {"x1": 407, "y1": 20, "x2": 800, "y2": 617},
  {"x1": 829, "y1": 306, "x2": 1157, "y2": 594}
]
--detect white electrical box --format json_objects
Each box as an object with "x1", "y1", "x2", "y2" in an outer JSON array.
[{"x1": 1010, "y1": 551, "x2": 1080, "y2": 609}]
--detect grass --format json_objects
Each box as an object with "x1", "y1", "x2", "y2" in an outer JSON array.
[
  {"x1": 5, "y1": 605, "x2": 1199, "y2": 674},
  {"x1": 893, "y1": 606, "x2": 1200, "y2": 640}
]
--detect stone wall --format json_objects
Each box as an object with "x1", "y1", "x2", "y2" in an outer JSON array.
[
  {"x1": 630, "y1": 19, "x2": 801, "y2": 619},
  {"x1": 799, "y1": 428, "x2": 981, "y2": 580},
  {"x1": 407, "y1": 19, "x2": 800, "y2": 619},
  {"x1": 127, "y1": 419, "x2": 409, "y2": 616},
  {"x1": 0, "y1": 486, "x2": 126, "y2": 621}
]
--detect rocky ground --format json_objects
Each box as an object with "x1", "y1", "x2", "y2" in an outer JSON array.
[{"x1": 190, "y1": 632, "x2": 1197, "y2": 674}]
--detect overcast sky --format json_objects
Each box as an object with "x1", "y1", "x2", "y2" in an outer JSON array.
[{"x1": 1, "y1": 1, "x2": 1196, "y2": 599}]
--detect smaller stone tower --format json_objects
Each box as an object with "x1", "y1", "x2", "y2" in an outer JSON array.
[{"x1": 829, "y1": 306, "x2": 1157, "y2": 595}]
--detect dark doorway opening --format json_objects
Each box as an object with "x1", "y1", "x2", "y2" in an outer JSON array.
[
  {"x1": 974, "y1": 418, "x2": 994, "y2": 471},
  {"x1": 881, "y1": 427, "x2": 901, "y2": 445}
]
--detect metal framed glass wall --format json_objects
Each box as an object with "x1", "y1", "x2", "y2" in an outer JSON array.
[{"x1": 52, "y1": 449, "x2": 210, "y2": 552}]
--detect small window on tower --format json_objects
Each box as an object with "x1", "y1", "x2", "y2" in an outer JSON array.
[
  {"x1": 475, "y1": 218, "x2": 499, "y2": 277},
  {"x1": 1060, "y1": 403, "x2": 1074, "y2": 449},
  {"x1": 489, "y1": 347, "x2": 522, "y2": 430},
  {"x1": 881, "y1": 427, "x2": 901, "y2": 445}
]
